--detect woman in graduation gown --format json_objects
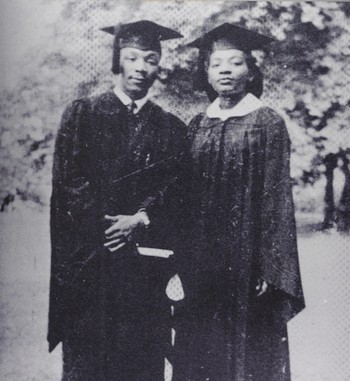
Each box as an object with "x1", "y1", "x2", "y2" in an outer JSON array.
[{"x1": 175, "y1": 24, "x2": 305, "y2": 381}]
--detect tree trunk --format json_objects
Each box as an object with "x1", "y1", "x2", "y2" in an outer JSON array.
[
  {"x1": 1, "y1": 193, "x2": 15, "y2": 212},
  {"x1": 336, "y1": 152, "x2": 350, "y2": 232},
  {"x1": 322, "y1": 153, "x2": 337, "y2": 229}
]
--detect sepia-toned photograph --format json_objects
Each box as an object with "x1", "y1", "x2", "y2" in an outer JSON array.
[{"x1": 0, "y1": 1, "x2": 349, "y2": 380}]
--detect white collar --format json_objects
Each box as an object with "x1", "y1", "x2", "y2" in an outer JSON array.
[
  {"x1": 113, "y1": 79, "x2": 149, "y2": 114},
  {"x1": 206, "y1": 93, "x2": 263, "y2": 121}
]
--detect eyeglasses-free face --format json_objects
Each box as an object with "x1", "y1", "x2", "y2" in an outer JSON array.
[
  {"x1": 207, "y1": 49, "x2": 253, "y2": 98},
  {"x1": 119, "y1": 47, "x2": 160, "y2": 100}
]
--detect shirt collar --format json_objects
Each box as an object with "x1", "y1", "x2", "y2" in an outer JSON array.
[
  {"x1": 206, "y1": 93, "x2": 263, "y2": 121},
  {"x1": 113, "y1": 79, "x2": 149, "y2": 114}
]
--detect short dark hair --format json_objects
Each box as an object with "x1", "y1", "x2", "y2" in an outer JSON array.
[
  {"x1": 101, "y1": 20, "x2": 181, "y2": 74},
  {"x1": 111, "y1": 37, "x2": 162, "y2": 75},
  {"x1": 112, "y1": 35, "x2": 122, "y2": 74}
]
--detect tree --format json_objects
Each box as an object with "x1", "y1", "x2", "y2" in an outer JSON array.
[{"x1": 1, "y1": 1, "x2": 349, "y2": 231}]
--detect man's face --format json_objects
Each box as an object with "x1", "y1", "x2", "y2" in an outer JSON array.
[{"x1": 119, "y1": 47, "x2": 160, "y2": 100}]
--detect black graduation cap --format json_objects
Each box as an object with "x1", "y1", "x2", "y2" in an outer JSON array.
[
  {"x1": 187, "y1": 24, "x2": 275, "y2": 101},
  {"x1": 187, "y1": 23, "x2": 275, "y2": 53},
  {"x1": 101, "y1": 20, "x2": 183, "y2": 74}
]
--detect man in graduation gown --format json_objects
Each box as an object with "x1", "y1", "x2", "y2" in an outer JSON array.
[{"x1": 48, "y1": 20, "x2": 188, "y2": 380}]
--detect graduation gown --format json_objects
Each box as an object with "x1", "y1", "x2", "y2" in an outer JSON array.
[
  {"x1": 48, "y1": 91, "x2": 188, "y2": 380},
  {"x1": 175, "y1": 106, "x2": 305, "y2": 381}
]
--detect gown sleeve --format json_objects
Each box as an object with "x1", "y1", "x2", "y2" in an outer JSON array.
[
  {"x1": 168, "y1": 114, "x2": 203, "y2": 297},
  {"x1": 259, "y1": 113, "x2": 305, "y2": 321},
  {"x1": 48, "y1": 99, "x2": 96, "y2": 351}
]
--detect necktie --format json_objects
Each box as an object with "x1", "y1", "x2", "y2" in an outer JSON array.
[{"x1": 127, "y1": 101, "x2": 137, "y2": 114}]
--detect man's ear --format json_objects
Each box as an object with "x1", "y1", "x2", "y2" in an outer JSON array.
[{"x1": 204, "y1": 59, "x2": 213, "y2": 85}]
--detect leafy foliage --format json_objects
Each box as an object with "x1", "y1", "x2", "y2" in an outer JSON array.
[{"x1": 1, "y1": 1, "x2": 349, "y2": 221}]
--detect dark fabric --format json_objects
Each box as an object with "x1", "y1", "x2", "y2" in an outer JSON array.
[
  {"x1": 48, "y1": 91, "x2": 189, "y2": 380},
  {"x1": 174, "y1": 107, "x2": 305, "y2": 381}
]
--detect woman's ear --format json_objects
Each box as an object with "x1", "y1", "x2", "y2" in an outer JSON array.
[
  {"x1": 248, "y1": 73, "x2": 255, "y2": 84},
  {"x1": 156, "y1": 66, "x2": 168, "y2": 82},
  {"x1": 246, "y1": 70, "x2": 264, "y2": 98}
]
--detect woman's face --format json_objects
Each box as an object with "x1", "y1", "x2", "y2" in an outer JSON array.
[{"x1": 207, "y1": 49, "x2": 252, "y2": 97}]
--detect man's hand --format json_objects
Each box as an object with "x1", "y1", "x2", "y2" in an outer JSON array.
[
  {"x1": 256, "y1": 278, "x2": 269, "y2": 297},
  {"x1": 104, "y1": 211, "x2": 149, "y2": 253}
]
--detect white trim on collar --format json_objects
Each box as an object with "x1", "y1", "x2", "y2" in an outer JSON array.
[
  {"x1": 206, "y1": 93, "x2": 263, "y2": 121},
  {"x1": 113, "y1": 78, "x2": 149, "y2": 114}
]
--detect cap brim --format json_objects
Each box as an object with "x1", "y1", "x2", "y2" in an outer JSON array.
[
  {"x1": 100, "y1": 26, "x2": 116, "y2": 35},
  {"x1": 187, "y1": 23, "x2": 275, "y2": 51},
  {"x1": 100, "y1": 20, "x2": 183, "y2": 41}
]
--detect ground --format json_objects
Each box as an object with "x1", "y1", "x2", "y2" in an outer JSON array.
[{"x1": 0, "y1": 207, "x2": 349, "y2": 380}]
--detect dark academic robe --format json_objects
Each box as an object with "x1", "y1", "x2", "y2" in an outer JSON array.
[
  {"x1": 48, "y1": 91, "x2": 188, "y2": 380},
  {"x1": 174, "y1": 106, "x2": 305, "y2": 381}
]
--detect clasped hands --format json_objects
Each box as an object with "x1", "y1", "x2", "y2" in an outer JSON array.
[
  {"x1": 256, "y1": 278, "x2": 269, "y2": 297},
  {"x1": 104, "y1": 211, "x2": 149, "y2": 252},
  {"x1": 103, "y1": 213, "x2": 269, "y2": 296}
]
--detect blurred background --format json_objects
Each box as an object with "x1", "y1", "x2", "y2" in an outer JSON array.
[{"x1": 0, "y1": 1, "x2": 349, "y2": 380}]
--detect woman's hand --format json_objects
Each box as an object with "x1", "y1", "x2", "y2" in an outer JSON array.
[{"x1": 103, "y1": 211, "x2": 149, "y2": 252}]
